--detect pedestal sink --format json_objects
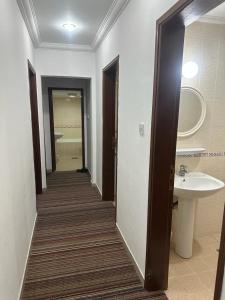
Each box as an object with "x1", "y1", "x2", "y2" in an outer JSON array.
[{"x1": 173, "y1": 172, "x2": 224, "y2": 258}]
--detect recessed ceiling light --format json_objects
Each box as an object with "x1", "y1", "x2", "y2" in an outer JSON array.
[
  {"x1": 182, "y1": 61, "x2": 199, "y2": 79},
  {"x1": 63, "y1": 23, "x2": 77, "y2": 32}
]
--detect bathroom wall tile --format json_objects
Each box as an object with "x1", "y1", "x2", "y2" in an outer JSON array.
[{"x1": 176, "y1": 22, "x2": 225, "y2": 238}]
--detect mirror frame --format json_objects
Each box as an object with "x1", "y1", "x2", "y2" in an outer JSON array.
[{"x1": 178, "y1": 86, "x2": 206, "y2": 138}]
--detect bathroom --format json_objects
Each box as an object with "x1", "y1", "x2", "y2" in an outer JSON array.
[
  {"x1": 167, "y1": 5, "x2": 225, "y2": 300},
  {"x1": 53, "y1": 89, "x2": 83, "y2": 172}
]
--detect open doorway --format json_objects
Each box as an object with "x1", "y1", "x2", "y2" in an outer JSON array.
[
  {"x1": 102, "y1": 57, "x2": 119, "y2": 209},
  {"x1": 48, "y1": 88, "x2": 86, "y2": 172},
  {"x1": 28, "y1": 61, "x2": 42, "y2": 194},
  {"x1": 145, "y1": 1, "x2": 225, "y2": 300}
]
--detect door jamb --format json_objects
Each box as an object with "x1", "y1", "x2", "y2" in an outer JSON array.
[
  {"x1": 145, "y1": 1, "x2": 225, "y2": 299},
  {"x1": 102, "y1": 56, "x2": 119, "y2": 207},
  {"x1": 48, "y1": 87, "x2": 86, "y2": 172},
  {"x1": 28, "y1": 60, "x2": 42, "y2": 195}
]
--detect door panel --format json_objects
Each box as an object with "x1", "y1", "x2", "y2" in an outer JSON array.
[
  {"x1": 102, "y1": 58, "x2": 119, "y2": 203},
  {"x1": 28, "y1": 61, "x2": 42, "y2": 195}
]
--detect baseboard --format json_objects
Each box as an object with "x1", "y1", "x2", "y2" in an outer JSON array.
[
  {"x1": 87, "y1": 168, "x2": 91, "y2": 178},
  {"x1": 18, "y1": 213, "x2": 37, "y2": 300},
  {"x1": 116, "y1": 223, "x2": 145, "y2": 285},
  {"x1": 92, "y1": 182, "x2": 102, "y2": 198}
]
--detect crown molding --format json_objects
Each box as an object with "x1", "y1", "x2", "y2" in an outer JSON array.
[
  {"x1": 39, "y1": 42, "x2": 93, "y2": 52},
  {"x1": 17, "y1": 0, "x2": 40, "y2": 46},
  {"x1": 92, "y1": 0, "x2": 131, "y2": 49},
  {"x1": 198, "y1": 15, "x2": 225, "y2": 25},
  {"x1": 17, "y1": 0, "x2": 131, "y2": 51}
]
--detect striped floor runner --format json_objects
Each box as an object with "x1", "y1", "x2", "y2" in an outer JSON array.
[{"x1": 21, "y1": 172, "x2": 167, "y2": 300}]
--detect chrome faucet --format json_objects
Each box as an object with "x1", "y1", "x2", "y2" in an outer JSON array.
[{"x1": 178, "y1": 165, "x2": 188, "y2": 177}]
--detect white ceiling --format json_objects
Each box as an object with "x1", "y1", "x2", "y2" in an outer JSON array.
[
  {"x1": 17, "y1": 0, "x2": 130, "y2": 50},
  {"x1": 206, "y1": 2, "x2": 225, "y2": 18},
  {"x1": 201, "y1": 2, "x2": 225, "y2": 24},
  {"x1": 32, "y1": 0, "x2": 114, "y2": 45}
]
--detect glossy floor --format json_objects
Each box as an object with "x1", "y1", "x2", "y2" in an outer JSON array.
[{"x1": 166, "y1": 234, "x2": 220, "y2": 300}]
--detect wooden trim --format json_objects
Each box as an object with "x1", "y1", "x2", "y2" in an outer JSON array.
[
  {"x1": 28, "y1": 60, "x2": 42, "y2": 195},
  {"x1": 48, "y1": 87, "x2": 86, "y2": 172},
  {"x1": 80, "y1": 89, "x2": 86, "y2": 169},
  {"x1": 102, "y1": 56, "x2": 119, "y2": 206},
  {"x1": 48, "y1": 89, "x2": 56, "y2": 172},
  {"x1": 145, "y1": 0, "x2": 225, "y2": 295}
]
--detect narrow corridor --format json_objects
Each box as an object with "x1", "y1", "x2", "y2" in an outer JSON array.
[{"x1": 21, "y1": 172, "x2": 167, "y2": 299}]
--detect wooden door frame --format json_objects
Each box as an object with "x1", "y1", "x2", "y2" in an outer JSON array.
[
  {"x1": 102, "y1": 56, "x2": 119, "y2": 205},
  {"x1": 28, "y1": 60, "x2": 42, "y2": 194},
  {"x1": 48, "y1": 87, "x2": 86, "y2": 172},
  {"x1": 145, "y1": 1, "x2": 225, "y2": 299}
]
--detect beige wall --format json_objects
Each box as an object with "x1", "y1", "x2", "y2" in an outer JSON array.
[
  {"x1": 176, "y1": 22, "x2": 225, "y2": 238},
  {"x1": 53, "y1": 98, "x2": 82, "y2": 139},
  {"x1": 53, "y1": 97, "x2": 82, "y2": 158}
]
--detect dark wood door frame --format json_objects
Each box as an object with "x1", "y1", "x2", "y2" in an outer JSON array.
[
  {"x1": 48, "y1": 87, "x2": 86, "y2": 172},
  {"x1": 28, "y1": 60, "x2": 42, "y2": 195},
  {"x1": 145, "y1": 1, "x2": 225, "y2": 299},
  {"x1": 102, "y1": 56, "x2": 119, "y2": 205}
]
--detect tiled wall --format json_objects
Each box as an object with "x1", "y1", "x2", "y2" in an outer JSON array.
[
  {"x1": 176, "y1": 22, "x2": 225, "y2": 238},
  {"x1": 53, "y1": 98, "x2": 82, "y2": 158}
]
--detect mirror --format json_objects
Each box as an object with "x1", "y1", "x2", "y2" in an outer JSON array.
[{"x1": 178, "y1": 87, "x2": 206, "y2": 137}]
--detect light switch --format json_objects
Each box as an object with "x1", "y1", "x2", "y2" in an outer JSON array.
[{"x1": 139, "y1": 123, "x2": 145, "y2": 137}]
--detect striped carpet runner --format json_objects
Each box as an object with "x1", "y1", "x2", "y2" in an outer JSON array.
[{"x1": 21, "y1": 172, "x2": 167, "y2": 300}]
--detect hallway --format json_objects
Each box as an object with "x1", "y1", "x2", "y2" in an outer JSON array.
[{"x1": 21, "y1": 172, "x2": 167, "y2": 299}]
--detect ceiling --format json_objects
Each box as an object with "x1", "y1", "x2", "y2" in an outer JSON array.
[
  {"x1": 206, "y1": 2, "x2": 225, "y2": 18},
  {"x1": 17, "y1": 0, "x2": 130, "y2": 50},
  {"x1": 201, "y1": 2, "x2": 225, "y2": 24},
  {"x1": 33, "y1": 0, "x2": 114, "y2": 45}
]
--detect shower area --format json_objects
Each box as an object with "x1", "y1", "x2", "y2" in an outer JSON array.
[{"x1": 52, "y1": 89, "x2": 83, "y2": 172}]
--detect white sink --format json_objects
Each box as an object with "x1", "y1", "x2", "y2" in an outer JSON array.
[
  {"x1": 174, "y1": 172, "x2": 225, "y2": 198},
  {"x1": 54, "y1": 132, "x2": 64, "y2": 141},
  {"x1": 173, "y1": 172, "x2": 224, "y2": 259}
]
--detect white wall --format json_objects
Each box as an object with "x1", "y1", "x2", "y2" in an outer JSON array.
[
  {"x1": 35, "y1": 49, "x2": 96, "y2": 186},
  {"x1": 95, "y1": 0, "x2": 178, "y2": 276},
  {"x1": 41, "y1": 77, "x2": 92, "y2": 173},
  {"x1": 0, "y1": 1, "x2": 37, "y2": 299}
]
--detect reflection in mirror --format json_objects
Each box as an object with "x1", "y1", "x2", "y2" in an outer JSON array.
[{"x1": 178, "y1": 87, "x2": 206, "y2": 137}]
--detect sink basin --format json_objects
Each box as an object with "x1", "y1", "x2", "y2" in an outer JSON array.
[
  {"x1": 54, "y1": 132, "x2": 64, "y2": 141},
  {"x1": 173, "y1": 172, "x2": 224, "y2": 259},
  {"x1": 174, "y1": 172, "x2": 225, "y2": 199}
]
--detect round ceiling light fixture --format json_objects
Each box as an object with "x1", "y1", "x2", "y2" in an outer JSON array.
[
  {"x1": 63, "y1": 23, "x2": 77, "y2": 32},
  {"x1": 182, "y1": 61, "x2": 199, "y2": 79}
]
